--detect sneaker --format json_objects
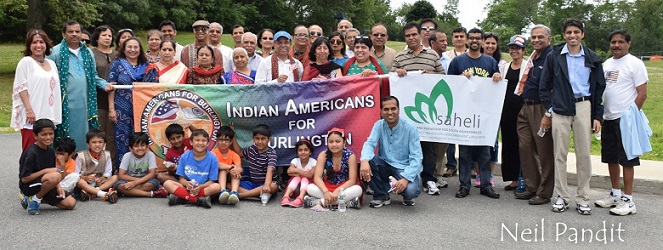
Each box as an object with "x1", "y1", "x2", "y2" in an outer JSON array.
[
  {"x1": 152, "y1": 188, "x2": 168, "y2": 198},
  {"x1": 369, "y1": 197, "x2": 391, "y2": 208},
  {"x1": 196, "y1": 196, "x2": 212, "y2": 208},
  {"x1": 20, "y1": 192, "x2": 28, "y2": 209},
  {"x1": 436, "y1": 178, "x2": 449, "y2": 188},
  {"x1": 27, "y1": 198, "x2": 40, "y2": 215},
  {"x1": 303, "y1": 196, "x2": 320, "y2": 208},
  {"x1": 594, "y1": 192, "x2": 620, "y2": 208},
  {"x1": 348, "y1": 197, "x2": 361, "y2": 209},
  {"x1": 551, "y1": 196, "x2": 569, "y2": 213},
  {"x1": 227, "y1": 191, "x2": 240, "y2": 205},
  {"x1": 576, "y1": 204, "x2": 592, "y2": 215},
  {"x1": 474, "y1": 175, "x2": 481, "y2": 187},
  {"x1": 442, "y1": 168, "x2": 457, "y2": 177},
  {"x1": 103, "y1": 188, "x2": 118, "y2": 204},
  {"x1": 289, "y1": 196, "x2": 304, "y2": 208},
  {"x1": 402, "y1": 199, "x2": 415, "y2": 206},
  {"x1": 167, "y1": 194, "x2": 186, "y2": 206},
  {"x1": 218, "y1": 189, "x2": 230, "y2": 204},
  {"x1": 610, "y1": 197, "x2": 636, "y2": 216},
  {"x1": 281, "y1": 195, "x2": 291, "y2": 207},
  {"x1": 424, "y1": 181, "x2": 440, "y2": 195}
]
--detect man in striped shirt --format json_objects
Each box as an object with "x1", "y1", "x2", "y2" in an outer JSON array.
[{"x1": 391, "y1": 22, "x2": 446, "y2": 197}]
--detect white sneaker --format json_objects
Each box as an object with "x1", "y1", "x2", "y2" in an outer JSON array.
[
  {"x1": 551, "y1": 196, "x2": 568, "y2": 213},
  {"x1": 610, "y1": 197, "x2": 636, "y2": 216},
  {"x1": 436, "y1": 178, "x2": 448, "y2": 188},
  {"x1": 425, "y1": 181, "x2": 440, "y2": 195},
  {"x1": 594, "y1": 193, "x2": 620, "y2": 208},
  {"x1": 576, "y1": 204, "x2": 592, "y2": 215}
]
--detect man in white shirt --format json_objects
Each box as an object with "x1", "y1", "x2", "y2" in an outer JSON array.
[
  {"x1": 255, "y1": 31, "x2": 303, "y2": 83},
  {"x1": 241, "y1": 32, "x2": 262, "y2": 71},
  {"x1": 594, "y1": 30, "x2": 648, "y2": 216},
  {"x1": 208, "y1": 22, "x2": 233, "y2": 73}
]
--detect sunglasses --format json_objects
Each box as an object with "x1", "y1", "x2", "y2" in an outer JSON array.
[
  {"x1": 262, "y1": 37, "x2": 274, "y2": 40},
  {"x1": 421, "y1": 26, "x2": 435, "y2": 31},
  {"x1": 330, "y1": 39, "x2": 343, "y2": 45},
  {"x1": 118, "y1": 28, "x2": 133, "y2": 34},
  {"x1": 81, "y1": 39, "x2": 90, "y2": 44},
  {"x1": 193, "y1": 27, "x2": 208, "y2": 33},
  {"x1": 372, "y1": 33, "x2": 387, "y2": 37},
  {"x1": 294, "y1": 33, "x2": 309, "y2": 38},
  {"x1": 309, "y1": 31, "x2": 322, "y2": 36}
]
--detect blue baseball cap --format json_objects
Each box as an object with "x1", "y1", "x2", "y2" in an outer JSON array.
[{"x1": 274, "y1": 31, "x2": 292, "y2": 41}]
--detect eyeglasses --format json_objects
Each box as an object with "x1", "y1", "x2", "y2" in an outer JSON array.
[
  {"x1": 468, "y1": 36, "x2": 482, "y2": 41},
  {"x1": 372, "y1": 33, "x2": 387, "y2": 37},
  {"x1": 118, "y1": 28, "x2": 133, "y2": 34},
  {"x1": 294, "y1": 33, "x2": 309, "y2": 38},
  {"x1": 421, "y1": 26, "x2": 435, "y2": 31},
  {"x1": 208, "y1": 30, "x2": 221, "y2": 34},
  {"x1": 262, "y1": 37, "x2": 274, "y2": 40},
  {"x1": 484, "y1": 32, "x2": 498, "y2": 39},
  {"x1": 309, "y1": 31, "x2": 322, "y2": 36},
  {"x1": 330, "y1": 39, "x2": 343, "y2": 45},
  {"x1": 193, "y1": 27, "x2": 208, "y2": 33},
  {"x1": 355, "y1": 35, "x2": 369, "y2": 39},
  {"x1": 81, "y1": 39, "x2": 90, "y2": 44}
]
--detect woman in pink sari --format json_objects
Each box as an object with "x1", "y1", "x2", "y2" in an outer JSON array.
[
  {"x1": 145, "y1": 40, "x2": 188, "y2": 84},
  {"x1": 222, "y1": 48, "x2": 256, "y2": 84}
]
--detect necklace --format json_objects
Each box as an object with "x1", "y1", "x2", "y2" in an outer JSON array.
[{"x1": 32, "y1": 56, "x2": 45, "y2": 65}]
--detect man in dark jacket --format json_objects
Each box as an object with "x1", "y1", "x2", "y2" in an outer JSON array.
[{"x1": 539, "y1": 18, "x2": 606, "y2": 215}]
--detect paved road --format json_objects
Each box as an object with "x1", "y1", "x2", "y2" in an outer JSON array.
[{"x1": 1, "y1": 133, "x2": 660, "y2": 249}]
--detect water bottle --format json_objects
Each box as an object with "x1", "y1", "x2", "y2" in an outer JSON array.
[
  {"x1": 338, "y1": 188, "x2": 346, "y2": 212},
  {"x1": 388, "y1": 176, "x2": 398, "y2": 193},
  {"x1": 260, "y1": 192, "x2": 269, "y2": 206},
  {"x1": 189, "y1": 179, "x2": 198, "y2": 196},
  {"x1": 537, "y1": 126, "x2": 546, "y2": 137}
]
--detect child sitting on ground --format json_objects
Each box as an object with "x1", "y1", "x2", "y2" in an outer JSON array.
[
  {"x1": 159, "y1": 123, "x2": 195, "y2": 183},
  {"x1": 114, "y1": 132, "x2": 168, "y2": 198},
  {"x1": 54, "y1": 137, "x2": 80, "y2": 194},
  {"x1": 19, "y1": 119, "x2": 76, "y2": 215},
  {"x1": 231, "y1": 124, "x2": 278, "y2": 202},
  {"x1": 211, "y1": 126, "x2": 243, "y2": 205},
  {"x1": 163, "y1": 129, "x2": 221, "y2": 208},
  {"x1": 281, "y1": 139, "x2": 316, "y2": 207},
  {"x1": 75, "y1": 129, "x2": 119, "y2": 203}
]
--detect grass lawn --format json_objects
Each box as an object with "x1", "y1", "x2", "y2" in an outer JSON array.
[{"x1": 0, "y1": 34, "x2": 660, "y2": 160}]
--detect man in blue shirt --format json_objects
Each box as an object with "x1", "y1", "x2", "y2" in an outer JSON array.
[
  {"x1": 539, "y1": 18, "x2": 606, "y2": 215},
  {"x1": 360, "y1": 96, "x2": 423, "y2": 207}
]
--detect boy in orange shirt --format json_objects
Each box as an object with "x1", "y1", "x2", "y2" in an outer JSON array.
[
  {"x1": 211, "y1": 126, "x2": 243, "y2": 205},
  {"x1": 54, "y1": 137, "x2": 79, "y2": 193}
]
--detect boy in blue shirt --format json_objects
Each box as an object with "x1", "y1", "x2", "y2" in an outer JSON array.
[
  {"x1": 231, "y1": 124, "x2": 278, "y2": 201},
  {"x1": 163, "y1": 129, "x2": 221, "y2": 208}
]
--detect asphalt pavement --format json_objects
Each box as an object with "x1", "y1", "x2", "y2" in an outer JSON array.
[{"x1": 1, "y1": 133, "x2": 661, "y2": 249}]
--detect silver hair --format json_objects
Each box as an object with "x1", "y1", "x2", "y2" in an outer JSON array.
[
  {"x1": 346, "y1": 28, "x2": 360, "y2": 35},
  {"x1": 147, "y1": 29, "x2": 163, "y2": 40},
  {"x1": 210, "y1": 22, "x2": 223, "y2": 34},
  {"x1": 233, "y1": 47, "x2": 248, "y2": 57},
  {"x1": 241, "y1": 32, "x2": 257, "y2": 43},
  {"x1": 531, "y1": 24, "x2": 552, "y2": 37}
]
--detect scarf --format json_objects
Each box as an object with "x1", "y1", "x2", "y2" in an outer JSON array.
[
  {"x1": 119, "y1": 58, "x2": 148, "y2": 81},
  {"x1": 271, "y1": 55, "x2": 301, "y2": 82},
  {"x1": 230, "y1": 70, "x2": 255, "y2": 84},
  {"x1": 56, "y1": 39, "x2": 100, "y2": 140},
  {"x1": 515, "y1": 50, "x2": 538, "y2": 96},
  {"x1": 343, "y1": 56, "x2": 390, "y2": 98},
  {"x1": 304, "y1": 62, "x2": 341, "y2": 80},
  {"x1": 193, "y1": 65, "x2": 224, "y2": 77}
]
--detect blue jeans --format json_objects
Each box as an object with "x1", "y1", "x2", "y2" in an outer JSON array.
[
  {"x1": 446, "y1": 144, "x2": 457, "y2": 169},
  {"x1": 368, "y1": 156, "x2": 421, "y2": 201},
  {"x1": 459, "y1": 145, "x2": 491, "y2": 189}
]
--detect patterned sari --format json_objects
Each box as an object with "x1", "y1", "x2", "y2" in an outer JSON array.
[{"x1": 222, "y1": 70, "x2": 256, "y2": 84}]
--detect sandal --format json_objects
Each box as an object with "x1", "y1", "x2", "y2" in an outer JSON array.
[
  {"x1": 281, "y1": 196, "x2": 291, "y2": 207},
  {"x1": 289, "y1": 196, "x2": 304, "y2": 208}
]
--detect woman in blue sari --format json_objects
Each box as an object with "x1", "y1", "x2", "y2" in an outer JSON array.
[
  {"x1": 108, "y1": 37, "x2": 156, "y2": 165},
  {"x1": 222, "y1": 48, "x2": 256, "y2": 84}
]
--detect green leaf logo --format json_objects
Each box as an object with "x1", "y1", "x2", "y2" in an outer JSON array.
[{"x1": 404, "y1": 79, "x2": 453, "y2": 124}]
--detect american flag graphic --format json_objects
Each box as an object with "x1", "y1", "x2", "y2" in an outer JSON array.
[
  {"x1": 605, "y1": 70, "x2": 619, "y2": 83},
  {"x1": 151, "y1": 100, "x2": 179, "y2": 123}
]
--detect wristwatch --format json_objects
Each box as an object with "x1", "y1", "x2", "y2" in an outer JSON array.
[
  {"x1": 544, "y1": 112, "x2": 552, "y2": 118},
  {"x1": 229, "y1": 165, "x2": 235, "y2": 171}
]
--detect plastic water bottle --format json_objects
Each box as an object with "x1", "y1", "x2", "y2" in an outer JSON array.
[
  {"x1": 338, "y1": 188, "x2": 346, "y2": 212},
  {"x1": 388, "y1": 176, "x2": 398, "y2": 193},
  {"x1": 260, "y1": 192, "x2": 269, "y2": 206},
  {"x1": 537, "y1": 126, "x2": 546, "y2": 137},
  {"x1": 189, "y1": 179, "x2": 198, "y2": 196}
]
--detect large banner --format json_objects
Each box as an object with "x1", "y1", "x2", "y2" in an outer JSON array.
[
  {"x1": 390, "y1": 73, "x2": 507, "y2": 146},
  {"x1": 131, "y1": 75, "x2": 380, "y2": 166}
]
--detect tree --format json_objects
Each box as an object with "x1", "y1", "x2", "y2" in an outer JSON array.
[
  {"x1": 405, "y1": 0, "x2": 438, "y2": 23},
  {"x1": 478, "y1": 0, "x2": 541, "y2": 36},
  {"x1": 438, "y1": 0, "x2": 461, "y2": 32}
]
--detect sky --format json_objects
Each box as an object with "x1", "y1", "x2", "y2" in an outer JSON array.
[{"x1": 389, "y1": 0, "x2": 491, "y2": 29}]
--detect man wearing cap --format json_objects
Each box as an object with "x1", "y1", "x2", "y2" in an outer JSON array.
[
  {"x1": 514, "y1": 24, "x2": 555, "y2": 205},
  {"x1": 208, "y1": 22, "x2": 234, "y2": 73},
  {"x1": 290, "y1": 25, "x2": 311, "y2": 66},
  {"x1": 540, "y1": 18, "x2": 605, "y2": 215},
  {"x1": 360, "y1": 96, "x2": 422, "y2": 207},
  {"x1": 180, "y1": 20, "x2": 224, "y2": 69},
  {"x1": 159, "y1": 20, "x2": 184, "y2": 60},
  {"x1": 309, "y1": 25, "x2": 323, "y2": 44},
  {"x1": 255, "y1": 31, "x2": 304, "y2": 83},
  {"x1": 498, "y1": 35, "x2": 527, "y2": 195},
  {"x1": 370, "y1": 23, "x2": 397, "y2": 70}
]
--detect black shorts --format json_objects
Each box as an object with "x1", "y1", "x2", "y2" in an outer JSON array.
[
  {"x1": 601, "y1": 119, "x2": 640, "y2": 166},
  {"x1": 19, "y1": 175, "x2": 65, "y2": 206}
]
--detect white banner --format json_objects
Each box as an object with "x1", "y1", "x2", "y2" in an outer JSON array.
[{"x1": 389, "y1": 73, "x2": 507, "y2": 146}]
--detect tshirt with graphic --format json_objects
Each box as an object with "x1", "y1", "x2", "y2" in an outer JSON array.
[
  {"x1": 176, "y1": 150, "x2": 220, "y2": 184},
  {"x1": 447, "y1": 53, "x2": 499, "y2": 77}
]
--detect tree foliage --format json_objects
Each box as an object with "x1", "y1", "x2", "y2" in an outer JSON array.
[{"x1": 405, "y1": 0, "x2": 437, "y2": 22}]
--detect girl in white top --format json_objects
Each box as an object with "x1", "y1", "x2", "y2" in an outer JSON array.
[
  {"x1": 281, "y1": 139, "x2": 317, "y2": 208},
  {"x1": 12, "y1": 29, "x2": 62, "y2": 151}
]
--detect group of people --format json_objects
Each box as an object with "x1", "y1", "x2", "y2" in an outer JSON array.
[{"x1": 14, "y1": 17, "x2": 648, "y2": 216}]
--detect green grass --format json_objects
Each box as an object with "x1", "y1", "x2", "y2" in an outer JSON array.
[{"x1": 1, "y1": 37, "x2": 660, "y2": 159}]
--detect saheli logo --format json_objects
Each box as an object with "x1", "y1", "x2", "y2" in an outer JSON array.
[{"x1": 404, "y1": 79, "x2": 453, "y2": 124}]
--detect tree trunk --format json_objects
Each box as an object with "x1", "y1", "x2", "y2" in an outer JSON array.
[{"x1": 26, "y1": 0, "x2": 49, "y2": 31}]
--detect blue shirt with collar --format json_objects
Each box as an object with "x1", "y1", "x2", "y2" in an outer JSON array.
[
  {"x1": 561, "y1": 44, "x2": 591, "y2": 98},
  {"x1": 440, "y1": 52, "x2": 451, "y2": 74},
  {"x1": 360, "y1": 118, "x2": 423, "y2": 182}
]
